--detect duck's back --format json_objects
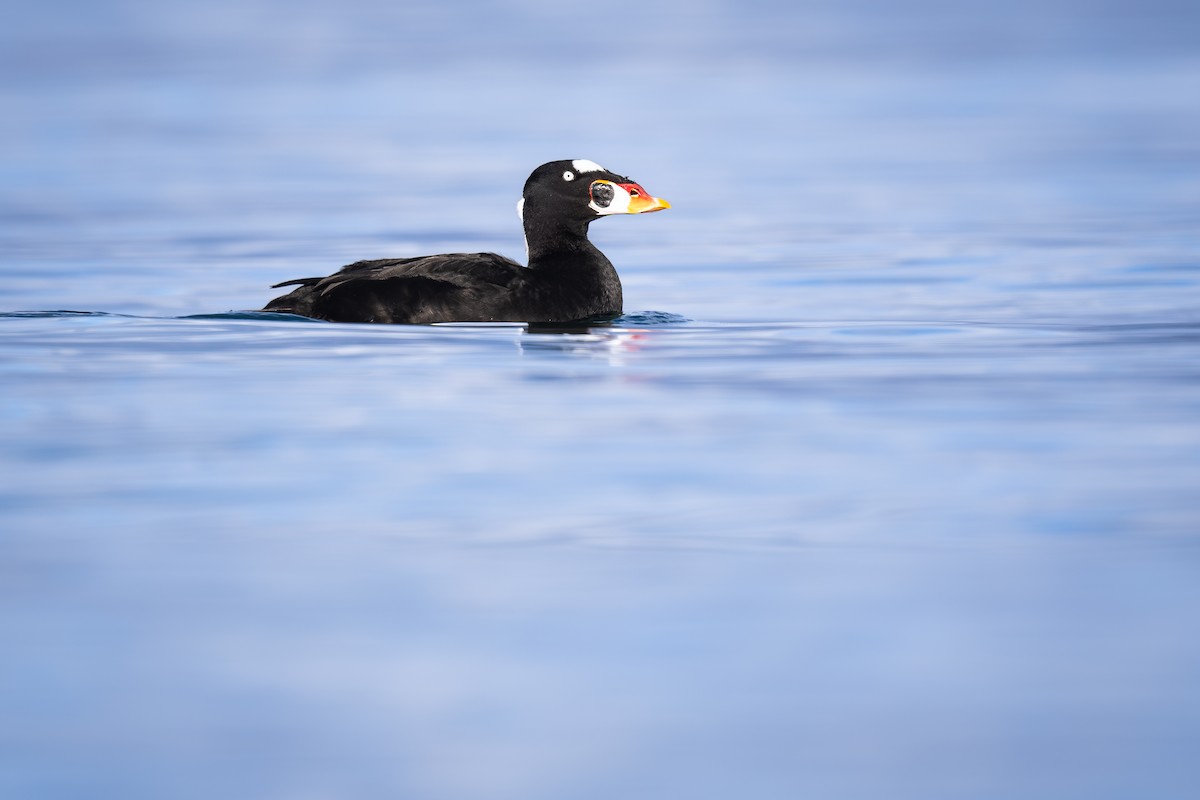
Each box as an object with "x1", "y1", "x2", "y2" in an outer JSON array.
[{"x1": 263, "y1": 252, "x2": 531, "y2": 324}]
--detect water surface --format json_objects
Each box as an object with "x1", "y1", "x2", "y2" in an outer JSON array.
[{"x1": 2, "y1": 2, "x2": 1199, "y2": 798}]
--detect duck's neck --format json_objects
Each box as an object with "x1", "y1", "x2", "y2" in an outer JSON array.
[
  {"x1": 521, "y1": 214, "x2": 622, "y2": 316},
  {"x1": 523, "y1": 215, "x2": 596, "y2": 268}
]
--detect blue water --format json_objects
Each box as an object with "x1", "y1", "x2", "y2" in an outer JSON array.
[{"x1": 3, "y1": 1, "x2": 1200, "y2": 798}]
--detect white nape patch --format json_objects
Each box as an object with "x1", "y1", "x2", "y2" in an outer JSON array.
[
  {"x1": 572, "y1": 159, "x2": 606, "y2": 174},
  {"x1": 517, "y1": 197, "x2": 530, "y2": 263}
]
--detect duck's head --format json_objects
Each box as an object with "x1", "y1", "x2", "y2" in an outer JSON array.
[{"x1": 518, "y1": 159, "x2": 670, "y2": 226}]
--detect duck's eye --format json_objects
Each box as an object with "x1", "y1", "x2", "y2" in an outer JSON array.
[{"x1": 562, "y1": 171, "x2": 575, "y2": 181}]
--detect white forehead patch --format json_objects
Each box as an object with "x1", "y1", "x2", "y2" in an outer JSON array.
[{"x1": 571, "y1": 159, "x2": 606, "y2": 174}]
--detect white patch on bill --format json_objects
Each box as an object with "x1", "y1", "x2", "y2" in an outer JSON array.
[
  {"x1": 572, "y1": 159, "x2": 606, "y2": 174},
  {"x1": 516, "y1": 197, "x2": 525, "y2": 221}
]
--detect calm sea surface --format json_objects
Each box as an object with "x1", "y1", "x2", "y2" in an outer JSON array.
[{"x1": 2, "y1": 1, "x2": 1199, "y2": 798}]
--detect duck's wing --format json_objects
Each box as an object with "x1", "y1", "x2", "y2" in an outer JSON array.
[
  {"x1": 329, "y1": 252, "x2": 522, "y2": 287},
  {"x1": 264, "y1": 253, "x2": 530, "y2": 323}
]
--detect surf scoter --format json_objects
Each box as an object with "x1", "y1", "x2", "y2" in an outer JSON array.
[{"x1": 262, "y1": 159, "x2": 669, "y2": 324}]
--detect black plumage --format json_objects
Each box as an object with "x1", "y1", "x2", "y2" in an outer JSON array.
[{"x1": 262, "y1": 160, "x2": 669, "y2": 324}]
